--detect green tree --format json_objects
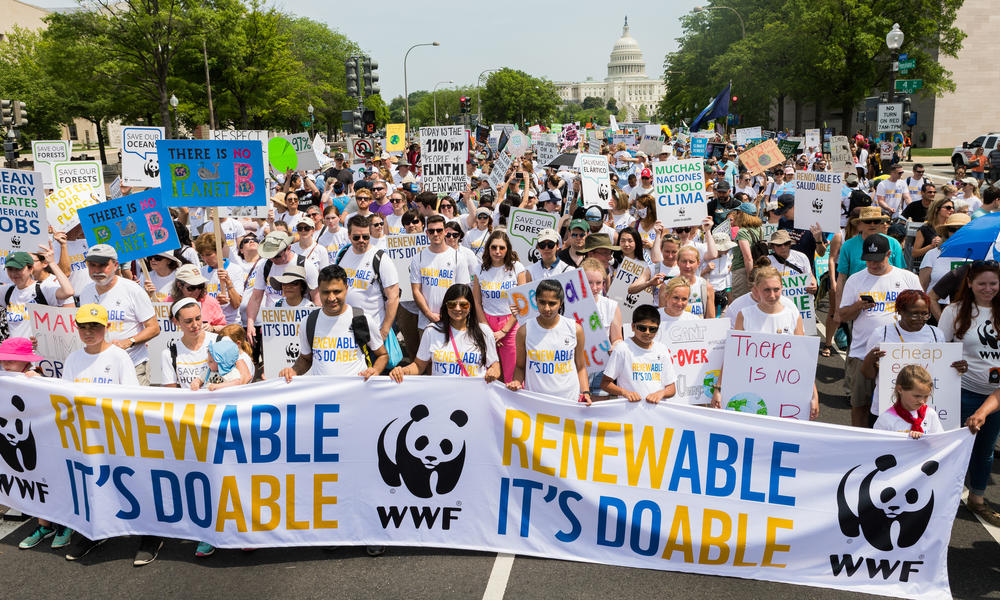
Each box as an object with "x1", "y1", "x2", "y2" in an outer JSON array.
[
  {"x1": 637, "y1": 105, "x2": 648, "y2": 121},
  {"x1": 606, "y1": 98, "x2": 618, "y2": 112},
  {"x1": 481, "y1": 68, "x2": 561, "y2": 128},
  {"x1": 582, "y1": 96, "x2": 604, "y2": 110},
  {"x1": 0, "y1": 26, "x2": 65, "y2": 140}
]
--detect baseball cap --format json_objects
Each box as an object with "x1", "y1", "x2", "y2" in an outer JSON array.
[
  {"x1": 175, "y1": 264, "x2": 209, "y2": 286},
  {"x1": 475, "y1": 207, "x2": 492, "y2": 218},
  {"x1": 769, "y1": 230, "x2": 792, "y2": 245},
  {"x1": 536, "y1": 228, "x2": 560, "y2": 245},
  {"x1": 783, "y1": 166, "x2": 795, "y2": 175},
  {"x1": 569, "y1": 219, "x2": 589, "y2": 232},
  {"x1": 334, "y1": 152, "x2": 345, "y2": 160},
  {"x1": 584, "y1": 206, "x2": 604, "y2": 221},
  {"x1": 777, "y1": 193, "x2": 795, "y2": 213},
  {"x1": 75, "y1": 303, "x2": 108, "y2": 327},
  {"x1": 860, "y1": 234, "x2": 890, "y2": 261},
  {"x1": 660, "y1": 145, "x2": 672, "y2": 155},
  {"x1": 640, "y1": 168, "x2": 652, "y2": 179},
  {"x1": 258, "y1": 231, "x2": 292, "y2": 259},
  {"x1": 5, "y1": 251, "x2": 33, "y2": 270},
  {"x1": 715, "y1": 180, "x2": 731, "y2": 192},
  {"x1": 85, "y1": 244, "x2": 118, "y2": 263}
]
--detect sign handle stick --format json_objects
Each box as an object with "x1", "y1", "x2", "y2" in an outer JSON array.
[
  {"x1": 138, "y1": 257, "x2": 152, "y2": 284},
  {"x1": 212, "y1": 208, "x2": 224, "y2": 259}
]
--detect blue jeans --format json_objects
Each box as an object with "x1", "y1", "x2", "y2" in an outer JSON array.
[{"x1": 960, "y1": 388, "x2": 1000, "y2": 496}]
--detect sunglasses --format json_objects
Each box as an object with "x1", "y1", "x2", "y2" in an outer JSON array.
[
  {"x1": 356, "y1": 195, "x2": 372, "y2": 201},
  {"x1": 296, "y1": 225, "x2": 313, "y2": 231},
  {"x1": 489, "y1": 245, "x2": 507, "y2": 251},
  {"x1": 860, "y1": 219, "x2": 883, "y2": 225},
  {"x1": 184, "y1": 283, "x2": 205, "y2": 292},
  {"x1": 351, "y1": 234, "x2": 370, "y2": 241},
  {"x1": 371, "y1": 222, "x2": 384, "y2": 228},
  {"x1": 772, "y1": 241, "x2": 792, "y2": 247},
  {"x1": 391, "y1": 197, "x2": 405, "y2": 203},
  {"x1": 149, "y1": 255, "x2": 164, "y2": 262},
  {"x1": 445, "y1": 299, "x2": 471, "y2": 309},
  {"x1": 941, "y1": 205, "x2": 954, "y2": 211},
  {"x1": 476, "y1": 214, "x2": 490, "y2": 220},
  {"x1": 537, "y1": 241, "x2": 557, "y2": 250},
  {"x1": 445, "y1": 232, "x2": 461, "y2": 239},
  {"x1": 972, "y1": 260, "x2": 999, "y2": 268},
  {"x1": 373, "y1": 187, "x2": 386, "y2": 191},
  {"x1": 427, "y1": 228, "x2": 445, "y2": 234},
  {"x1": 634, "y1": 324, "x2": 659, "y2": 334},
  {"x1": 570, "y1": 232, "x2": 587, "y2": 238},
  {"x1": 440, "y1": 204, "x2": 455, "y2": 210},
  {"x1": 915, "y1": 170, "x2": 924, "y2": 174},
  {"x1": 675, "y1": 227, "x2": 693, "y2": 233}
]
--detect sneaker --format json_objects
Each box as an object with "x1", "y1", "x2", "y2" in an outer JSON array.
[
  {"x1": 366, "y1": 545, "x2": 386, "y2": 557},
  {"x1": 18, "y1": 525, "x2": 54, "y2": 549},
  {"x1": 51, "y1": 526, "x2": 73, "y2": 549},
  {"x1": 65, "y1": 536, "x2": 105, "y2": 561},
  {"x1": 133, "y1": 536, "x2": 163, "y2": 566},
  {"x1": 194, "y1": 542, "x2": 215, "y2": 558}
]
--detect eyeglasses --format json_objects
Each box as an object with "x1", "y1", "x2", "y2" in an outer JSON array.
[
  {"x1": 391, "y1": 197, "x2": 405, "y2": 203},
  {"x1": 445, "y1": 299, "x2": 471, "y2": 310},
  {"x1": 902, "y1": 311, "x2": 930, "y2": 319},
  {"x1": 351, "y1": 234, "x2": 370, "y2": 241},
  {"x1": 356, "y1": 195, "x2": 372, "y2": 201},
  {"x1": 184, "y1": 283, "x2": 205, "y2": 292},
  {"x1": 675, "y1": 227, "x2": 692, "y2": 233},
  {"x1": 476, "y1": 214, "x2": 490, "y2": 220},
  {"x1": 373, "y1": 187, "x2": 386, "y2": 191},
  {"x1": 972, "y1": 260, "x2": 1000, "y2": 269},
  {"x1": 427, "y1": 228, "x2": 445, "y2": 234},
  {"x1": 149, "y1": 256, "x2": 163, "y2": 262},
  {"x1": 489, "y1": 245, "x2": 507, "y2": 251},
  {"x1": 537, "y1": 241, "x2": 557, "y2": 250},
  {"x1": 570, "y1": 232, "x2": 587, "y2": 238},
  {"x1": 440, "y1": 204, "x2": 454, "y2": 210},
  {"x1": 915, "y1": 170, "x2": 925, "y2": 174},
  {"x1": 445, "y1": 232, "x2": 461, "y2": 239},
  {"x1": 634, "y1": 324, "x2": 659, "y2": 334}
]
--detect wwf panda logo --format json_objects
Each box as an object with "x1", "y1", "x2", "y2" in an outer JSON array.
[
  {"x1": 836, "y1": 454, "x2": 938, "y2": 551},
  {"x1": 0, "y1": 395, "x2": 36, "y2": 473},
  {"x1": 285, "y1": 342, "x2": 300, "y2": 360},
  {"x1": 377, "y1": 404, "x2": 468, "y2": 498},
  {"x1": 812, "y1": 198, "x2": 823, "y2": 211},
  {"x1": 678, "y1": 207, "x2": 686, "y2": 216},
  {"x1": 144, "y1": 157, "x2": 160, "y2": 179},
  {"x1": 10, "y1": 236, "x2": 21, "y2": 249}
]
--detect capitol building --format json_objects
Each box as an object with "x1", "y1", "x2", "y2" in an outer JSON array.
[{"x1": 555, "y1": 18, "x2": 666, "y2": 122}]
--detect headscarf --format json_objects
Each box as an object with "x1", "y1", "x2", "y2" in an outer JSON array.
[{"x1": 207, "y1": 337, "x2": 239, "y2": 376}]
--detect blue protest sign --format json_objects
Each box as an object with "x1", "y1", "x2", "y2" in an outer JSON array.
[
  {"x1": 690, "y1": 136, "x2": 709, "y2": 157},
  {"x1": 77, "y1": 188, "x2": 180, "y2": 262},
  {"x1": 155, "y1": 139, "x2": 266, "y2": 207}
]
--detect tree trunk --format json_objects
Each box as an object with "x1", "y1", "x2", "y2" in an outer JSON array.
[
  {"x1": 841, "y1": 102, "x2": 853, "y2": 137},
  {"x1": 160, "y1": 88, "x2": 173, "y2": 139},
  {"x1": 793, "y1": 97, "x2": 803, "y2": 135},
  {"x1": 776, "y1": 93, "x2": 785, "y2": 131},
  {"x1": 95, "y1": 118, "x2": 107, "y2": 165},
  {"x1": 239, "y1": 100, "x2": 249, "y2": 130},
  {"x1": 814, "y1": 97, "x2": 823, "y2": 130}
]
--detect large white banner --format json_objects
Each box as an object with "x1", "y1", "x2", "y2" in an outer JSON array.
[
  {"x1": 876, "y1": 343, "x2": 963, "y2": 430},
  {"x1": 121, "y1": 126, "x2": 165, "y2": 187},
  {"x1": 652, "y1": 158, "x2": 706, "y2": 227},
  {"x1": 793, "y1": 171, "x2": 843, "y2": 233},
  {"x1": 419, "y1": 126, "x2": 468, "y2": 193},
  {"x1": 0, "y1": 374, "x2": 972, "y2": 600},
  {"x1": 720, "y1": 330, "x2": 819, "y2": 420},
  {"x1": 261, "y1": 305, "x2": 318, "y2": 379}
]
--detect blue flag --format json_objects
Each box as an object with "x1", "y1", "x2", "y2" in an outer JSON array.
[{"x1": 691, "y1": 83, "x2": 732, "y2": 132}]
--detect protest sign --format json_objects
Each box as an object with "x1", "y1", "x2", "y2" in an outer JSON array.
[
  {"x1": 781, "y1": 273, "x2": 817, "y2": 335},
  {"x1": 880, "y1": 141, "x2": 895, "y2": 160},
  {"x1": 261, "y1": 305, "x2": 318, "y2": 379},
  {"x1": 721, "y1": 330, "x2": 819, "y2": 419},
  {"x1": 612, "y1": 133, "x2": 635, "y2": 147},
  {"x1": 804, "y1": 128, "x2": 821, "y2": 152},
  {"x1": 419, "y1": 126, "x2": 468, "y2": 193},
  {"x1": 147, "y1": 302, "x2": 180, "y2": 385},
  {"x1": 689, "y1": 135, "x2": 709, "y2": 157},
  {"x1": 45, "y1": 183, "x2": 101, "y2": 232},
  {"x1": 0, "y1": 168, "x2": 47, "y2": 252},
  {"x1": 509, "y1": 268, "x2": 610, "y2": 373},
  {"x1": 506, "y1": 131, "x2": 530, "y2": 158},
  {"x1": 385, "y1": 123, "x2": 405, "y2": 152},
  {"x1": 77, "y1": 188, "x2": 180, "y2": 262},
  {"x1": 384, "y1": 233, "x2": 429, "y2": 302},
  {"x1": 576, "y1": 153, "x2": 612, "y2": 209},
  {"x1": 661, "y1": 317, "x2": 728, "y2": 405},
  {"x1": 507, "y1": 208, "x2": 557, "y2": 265},
  {"x1": 777, "y1": 139, "x2": 800, "y2": 160},
  {"x1": 736, "y1": 126, "x2": 762, "y2": 146},
  {"x1": 218, "y1": 204, "x2": 268, "y2": 219},
  {"x1": 652, "y1": 158, "x2": 706, "y2": 227},
  {"x1": 617, "y1": 286, "x2": 658, "y2": 324},
  {"x1": 738, "y1": 139, "x2": 785, "y2": 176},
  {"x1": 829, "y1": 136, "x2": 854, "y2": 172},
  {"x1": 486, "y1": 150, "x2": 514, "y2": 192},
  {"x1": 210, "y1": 129, "x2": 270, "y2": 180},
  {"x1": 606, "y1": 256, "x2": 658, "y2": 323},
  {"x1": 121, "y1": 126, "x2": 165, "y2": 187},
  {"x1": 108, "y1": 176, "x2": 122, "y2": 200},
  {"x1": 793, "y1": 171, "x2": 843, "y2": 233},
  {"x1": 156, "y1": 139, "x2": 266, "y2": 207},
  {"x1": 876, "y1": 342, "x2": 963, "y2": 430},
  {"x1": 588, "y1": 138, "x2": 601, "y2": 154},
  {"x1": 0, "y1": 373, "x2": 972, "y2": 600},
  {"x1": 53, "y1": 161, "x2": 105, "y2": 202},
  {"x1": 609, "y1": 114, "x2": 619, "y2": 131},
  {"x1": 269, "y1": 133, "x2": 321, "y2": 172},
  {"x1": 534, "y1": 135, "x2": 559, "y2": 167},
  {"x1": 30, "y1": 140, "x2": 70, "y2": 187},
  {"x1": 313, "y1": 134, "x2": 329, "y2": 167},
  {"x1": 28, "y1": 303, "x2": 82, "y2": 378}
]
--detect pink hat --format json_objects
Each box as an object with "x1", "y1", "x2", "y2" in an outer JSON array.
[{"x1": 0, "y1": 337, "x2": 44, "y2": 362}]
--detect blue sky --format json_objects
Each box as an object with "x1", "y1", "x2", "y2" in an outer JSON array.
[{"x1": 28, "y1": 0, "x2": 702, "y2": 99}]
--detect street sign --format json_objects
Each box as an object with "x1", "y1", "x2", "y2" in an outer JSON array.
[
  {"x1": 898, "y1": 58, "x2": 916, "y2": 72},
  {"x1": 894, "y1": 79, "x2": 923, "y2": 93},
  {"x1": 877, "y1": 103, "x2": 903, "y2": 132}
]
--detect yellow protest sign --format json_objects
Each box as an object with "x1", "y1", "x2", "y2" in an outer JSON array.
[
  {"x1": 45, "y1": 183, "x2": 101, "y2": 232},
  {"x1": 738, "y1": 139, "x2": 785, "y2": 176},
  {"x1": 386, "y1": 123, "x2": 405, "y2": 152}
]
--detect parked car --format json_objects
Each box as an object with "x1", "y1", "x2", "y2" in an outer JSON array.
[{"x1": 952, "y1": 133, "x2": 1000, "y2": 168}]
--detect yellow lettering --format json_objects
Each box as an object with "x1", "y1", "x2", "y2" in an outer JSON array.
[
  {"x1": 251, "y1": 475, "x2": 281, "y2": 531},
  {"x1": 74, "y1": 396, "x2": 104, "y2": 455},
  {"x1": 502, "y1": 409, "x2": 531, "y2": 468},
  {"x1": 661, "y1": 506, "x2": 693, "y2": 562},
  {"x1": 593, "y1": 422, "x2": 621, "y2": 484},
  {"x1": 164, "y1": 403, "x2": 217, "y2": 462},
  {"x1": 732, "y1": 513, "x2": 756, "y2": 567},
  {"x1": 698, "y1": 509, "x2": 731, "y2": 565},
  {"x1": 558, "y1": 419, "x2": 592, "y2": 479},
  {"x1": 135, "y1": 401, "x2": 165, "y2": 459},
  {"x1": 50, "y1": 395, "x2": 80, "y2": 451},
  {"x1": 761, "y1": 517, "x2": 793, "y2": 568},
  {"x1": 625, "y1": 425, "x2": 673, "y2": 488},
  {"x1": 313, "y1": 473, "x2": 338, "y2": 529},
  {"x1": 100, "y1": 398, "x2": 134, "y2": 457},
  {"x1": 286, "y1": 474, "x2": 308, "y2": 530},
  {"x1": 531, "y1": 413, "x2": 559, "y2": 477},
  {"x1": 216, "y1": 475, "x2": 248, "y2": 532}
]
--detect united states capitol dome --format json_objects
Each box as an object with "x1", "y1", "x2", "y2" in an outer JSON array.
[{"x1": 606, "y1": 17, "x2": 647, "y2": 80}]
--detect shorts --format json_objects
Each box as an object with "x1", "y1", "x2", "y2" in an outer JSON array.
[
  {"x1": 134, "y1": 361, "x2": 150, "y2": 387},
  {"x1": 845, "y1": 356, "x2": 875, "y2": 408}
]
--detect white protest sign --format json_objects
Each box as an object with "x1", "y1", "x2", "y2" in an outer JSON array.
[
  {"x1": 507, "y1": 208, "x2": 557, "y2": 266},
  {"x1": 607, "y1": 256, "x2": 658, "y2": 323},
  {"x1": 588, "y1": 138, "x2": 601, "y2": 154},
  {"x1": 736, "y1": 126, "x2": 762, "y2": 146},
  {"x1": 618, "y1": 287, "x2": 658, "y2": 324},
  {"x1": 721, "y1": 330, "x2": 819, "y2": 420},
  {"x1": 31, "y1": 140, "x2": 70, "y2": 187},
  {"x1": 53, "y1": 161, "x2": 105, "y2": 202},
  {"x1": 147, "y1": 302, "x2": 181, "y2": 385},
  {"x1": 44, "y1": 183, "x2": 101, "y2": 232},
  {"x1": 877, "y1": 343, "x2": 963, "y2": 431},
  {"x1": 384, "y1": 233, "x2": 429, "y2": 302},
  {"x1": 121, "y1": 126, "x2": 164, "y2": 187},
  {"x1": 781, "y1": 273, "x2": 817, "y2": 335},
  {"x1": 661, "y1": 317, "x2": 728, "y2": 405},
  {"x1": 108, "y1": 176, "x2": 122, "y2": 200},
  {"x1": 880, "y1": 141, "x2": 895, "y2": 160},
  {"x1": 508, "y1": 268, "x2": 611, "y2": 374},
  {"x1": 28, "y1": 304, "x2": 82, "y2": 379},
  {"x1": 419, "y1": 126, "x2": 468, "y2": 193},
  {"x1": 793, "y1": 171, "x2": 843, "y2": 233},
  {"x1": 612, "y1": 133, "x2": 635, "y2": 147},
  {"x1": 652, "y1": 158, "x2": 706, "y2": 227},
  {"x1": 219, "y1": 204, "x2": 268, "y2": 219},
  {"x1": 261, "y1": 305, "x2": 318, "y2": 379},
  {"x1": 313, "y1": 133, "x2": 330, "y2": 167},
  {"x1": 276, "y1": 132, "x2": 321, "y2": 171},
  {"x1": 506, "y1": 131, "x2": 530, "y2": 158},
  {"x1": 211, "y1": 129, "x2": 271, "y2": 180},
  {"x1": 575, "y1": 153, "x2": 612, "y2": 209},
  {"x1": 829, "y1": 135, "x2": 854, "y2": 173},
  {"x1": 804, "y1": 128, "x2": 821, "y2": 151},
  {"x1": 877, "y1": 103, "x2": 903, "y2": 132},
  {"x1": 0, "y1": 168, "x2": 47, "y2": 252},
  {"x1": 534, "y1": 135, "x2": 559, "y2": 167},
  {"x1": 638, "y1": 125, "x2": 665, "y2": 156},
  {"x1": 609, "y1": 114, "x2": 619, "y2": 131},
  {"x1": 487, "y1": 150, "x2": 514, "y2": 192}
]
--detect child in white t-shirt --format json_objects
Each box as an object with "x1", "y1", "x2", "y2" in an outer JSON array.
[
  {"x1": 873, "y1": 364, "x2": 943, "y2": 438},
  {"x1": 601, "y1": 304, "x2": 677, "y2": 404}
]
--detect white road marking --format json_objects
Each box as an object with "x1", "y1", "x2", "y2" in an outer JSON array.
[
  {"x1": 962, "y1": 489, "x2": 1000, "y2": 545},
  {"x1": 0, "y1": 510, "x2": 26, "y2": 541},
  {"x1": 482, "y1": 552, "x2": 515, "y2": 600}
]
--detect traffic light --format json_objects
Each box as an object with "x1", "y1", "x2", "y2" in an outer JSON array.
[
  {"x1": 362, "y1": 110, "x2": 375, "y2": 135},
  {"x1": 901, "y1": 96, "x2": 912, "y2": 125},
  {"x1": 459, "y1": 96, "x2": 469, "y2": 114},
  {"x1": 4, "y1": 137, "x2": 19, "y2": 165},
  {"x1": 345, "y1": 58, "x2": 359, "y2": 98},
  {"x1": 12, "y1": 101, "x2": 26, "y2": 127},
  {"x1": 352, "y1": 109, "x2": 363, "y2": 134},
  {"x1": 0, "y1": 100, "x2": 11, "y2": 127},
  {"x1": 362, "y1": 57, "x2": 379, "y2": 96}
]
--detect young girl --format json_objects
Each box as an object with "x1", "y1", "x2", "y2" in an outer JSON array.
[
  {"x1": 676, "y1": 246, "x2": 715, "y2": 318},
  {"x1": 873, "y1": 365, "x2": 943, "y2": 438},
  {"x1": 734, "y1": 266, "x2": 803, "y2": 335},
  {"x1": 581, "y1": 258, "x2": 624, "y2": 396},
  {"x1": 190, "y1": 337, "x2": 250, "y2": 392},
  {"x1": 655, "y1": 276, "x2": 698, "y2": 342},
  {"x1": 0, "y1": 337, "x2": 43, "y2": 377},
  {"x1": 508, "y1": 279, "x2": 589, "y2": 404},
  {"x1": 472, "y1": 231, "x2": 527, "y2": 382},
  {"x1": 657, "y1": 234, "x2": 681, "y2": 279}
]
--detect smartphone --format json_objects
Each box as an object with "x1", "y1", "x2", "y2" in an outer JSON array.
[{"x1": 860, "y1": 294, "x2": 875, "y2": 303}]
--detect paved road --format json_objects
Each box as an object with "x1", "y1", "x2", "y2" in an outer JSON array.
[{"x1": 2, "y1": 304, "x2": 999, "y2": 599}]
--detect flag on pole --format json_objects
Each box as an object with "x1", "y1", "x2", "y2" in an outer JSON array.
[{"x1": 691, "y1": 82, "x2": 732, "y2": 132}]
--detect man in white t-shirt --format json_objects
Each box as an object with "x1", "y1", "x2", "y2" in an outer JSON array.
[
  {"x1": 245, "y1": 231, "x2": 320, "y2": 343},
  {"x1": 875, "y1": 163, "x2": 911, "y2": 218},
  {"x1": 837, "y1": 234, "x2": 922, "y2": 427},
  {"x1": 334, "y1": 214, "x2": 399, "y2": 339},
  {"x1": 1, "y1": 251, "x2": 73, "y2": 339},
  {"x1": 410, "y1": 215, "x2": 471, "y2": 329},
  {"x1": 767, "y1": 230, "x2": 816, "y2": 292},
  {"x1": 62, "y1": 303, "x2": 138, "y2": 385},
  {"x1": 78, "y1": 244, "x2": 159, "y2": 384},
  {"x1": 629, "y1": 168, "x2": 655, "y2": 202}
]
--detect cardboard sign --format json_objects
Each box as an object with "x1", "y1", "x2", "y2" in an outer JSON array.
[
  {"x1": 384, "y1": 233, "x2": 429, "y2": 302},
  {"x1": 45, "y1": 183, "x2": 101, "y2": 232},
  {"x1": 876, "y1": 342, "x2": 963, "y2": 431},
  {"x1": 386, "y1": 123, "x2": 405, "y2": 152},
  {"x1": 576, "y1": 153, "x2": 611, "y2": 209},
  {"x1": 534, "y1": 135, "x2": 559, "y2": 168},
  {"x1": 0, "y1": 168, "x2": 47, "y2": 252},
  {"x1": 661, "y1": 318, "x2": 728, "y2": 405},
  {"x1": 77, "y1": 188, "x2": 180, "y2": 262},
  {"x1": 738, "y1": 139, "x2": 785, "y2": 176},
  {"x1": 268, "y1": 133, "x2": 320, "y2": 172},
  {"x1": 487, "y1": 150, "x2": 514, "y2": 192},
  {"x1": 781, "y1": 273, "x2": 817, "y2": 335},
  {"x1": 156, "y1": 139, "x2": 266, "y2": 207},
  {"x1": 508, "y1": 268, "x2": 611, "y2": 374},
  {"x1": 31, "y1": 140, "x2": 70, "y2": 187},
  {"x1": 53, "y1": 161, "x2": 105, "y2": 202},
  {"x1": 507, "y1": 208, "x2": 557, "y2": 265},
  {"x1": 209, "y1": 129, "x2": 270, "y2": 180},
  {"x1": 652, "y1": 158, "x2": 706, "y2": 227},
  {"x1": 793, "y1": 171, "x2": 843, "y2": 233},
  {"x1": 28, "y1": 303, "x2": 82, "y2": 378},
  {"x1": 419, "y1": 126, "x2": 468, "y2": 193},
  {"x1": 147, "y1": 302, "x2": 179, "y2": 385},
  {"x1": 736, "y1": 126, "x2": 762, "y2": 146},
  {"x1": 638, "y1": 124, "x2": 665, "y2": 156},
  {"x1": 720, "y1": 330, "x2": 819, "y2": 420},
  {"x1": 261, "y1": 306, "x2": 318, "y2": 379},
  {"x1": 121, "y1": 126, "x2": 165, "y2": 187},
  {"x1": 777, "y1": 139, "x2": 800, "y2": 159},
  {"x1": 108, "y1": 176, "x2": 122, "y2": 200},
  {"x1": 506, "y1": 131, "x2": 530, "y2": 158},
  {"x1": 804, "y1": 128, "x2": 821, "y2": 152}
]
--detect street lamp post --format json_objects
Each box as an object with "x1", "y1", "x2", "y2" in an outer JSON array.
[
  {"x1": 476, "y1": 68, "x2": 499, "y2": 123},
  {"x1": 169, "y1": 94, "x2": 179, "y2": 138},
  {"x1": 693, "y1": 5, "x2": 746, "y2": 39},
  {"x1": 885, "y1": 23, "x2": 904, "y2": 104},
  {"x1": 404, "y1": 41, "x2": 440, "y2": 136},
  {"x1": 307, "y1": 103, "x2": 314, "y2": 137},
  {"x1": 433, "y1": 80, "x2": 454, "y2": 126}
]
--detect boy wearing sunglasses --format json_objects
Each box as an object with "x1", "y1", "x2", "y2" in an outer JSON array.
[{"x1": 600, "y1": 304, "x2": 677, "y2": 404}]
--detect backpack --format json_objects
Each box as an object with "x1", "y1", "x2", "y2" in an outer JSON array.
[
  {"x1": 5, "y1": 283, "x2": 47, "y2": 307},
  {"x1": 169, "y1": 333, "x2": 222, "y2": 378},
  {"x1": 746, "y1": 228, "x2": 770, "y2": 263},
  {"x1": 334, "y1": 246, "x2": 387, "y2": 301},
  {"x1": 304, "y1": 306, "x2": 374, "y2": 367},
  {"x1": 262, "y1": 254, "x2": 307, "y2": 284}
]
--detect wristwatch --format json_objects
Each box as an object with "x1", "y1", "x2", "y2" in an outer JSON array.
[{"x1": 128, "y1": 337, "x2": 137, "y2": 347}]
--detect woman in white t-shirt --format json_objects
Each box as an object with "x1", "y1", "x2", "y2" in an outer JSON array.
[
  {"x1": 270, "y1": 264, "x2": 316, "y2": 309},
  {"x1": 615, "y1": 227, "x2": 663, "y2": 294},
  {"x1": 1, "y1": 249, "x2": 73, "y2": 339},
  {"x1": 472, "y1": 231, "x2": 527, "y2": 382},
  {"x1": 938, "y1": 261, "x2": 1000, "y2": 526},
  {"x1": 160, "y1": 298, "x2": 214, "y2": 388},
  {"x1": 507, "y1": 279, "x2": 589, "y2": 404},
  {"x1": 462, "y1": 207, "x2": 493, "y2": 256},
  {"x1": 444, "y1": 221, "x2": 480, "y2": 277},
  {"x1": 390, "y1": 283, "x2": 500, "y2": 382},
  {"x1": 655, "y1": 276, "x2": 698, "y2": 346},
  {"x1": 657, "y1": 234, "x2": 681, "y2": 279},
  {"x1": 141, "y1": 251, "x2": 181, "y2": 302},
  {"x1": 290, "y1": 217, "x2": 331, "y2": 271}
]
